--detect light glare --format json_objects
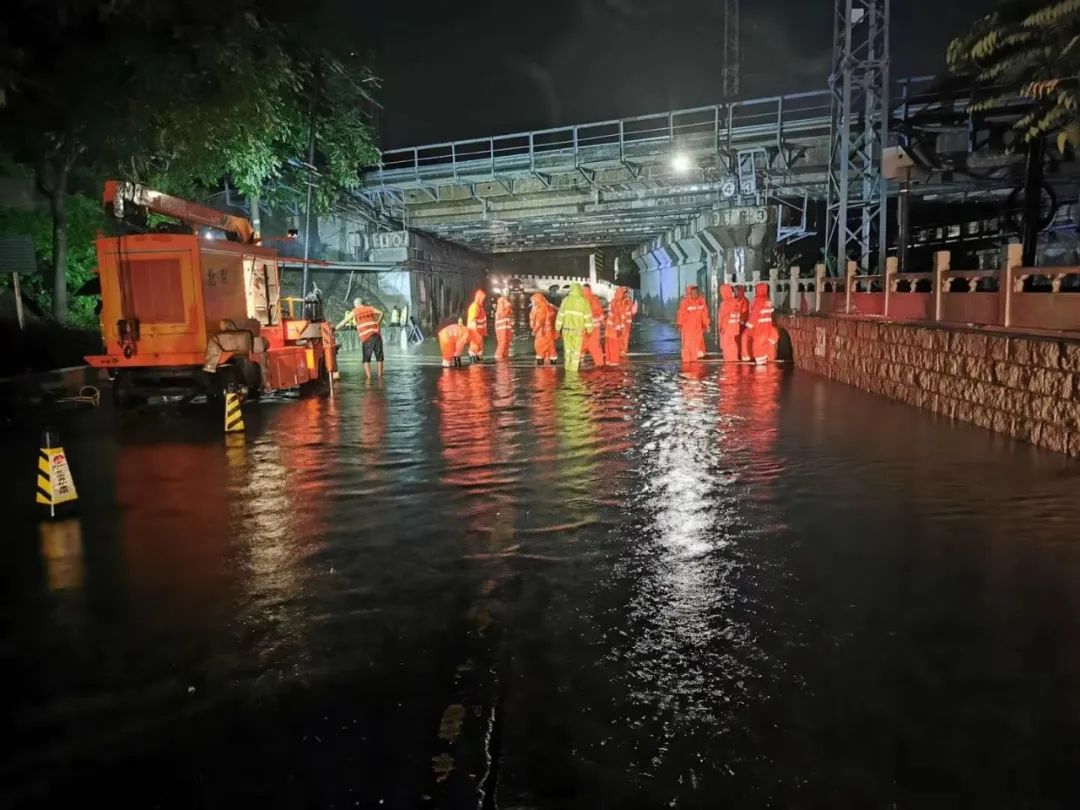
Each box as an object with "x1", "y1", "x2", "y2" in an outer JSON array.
[{"x1": 671, "y1": 153, "x2": 692, "y2": 174}]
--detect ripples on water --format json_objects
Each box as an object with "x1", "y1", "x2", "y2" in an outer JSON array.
[{"x1": 2, "y1": 324, "x2": 1080, "y2": 808}]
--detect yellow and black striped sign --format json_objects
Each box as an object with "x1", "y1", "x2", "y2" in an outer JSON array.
[
  {"x1": 224, "y1": 392, "x2": 245, "y2": 433},
  {"x1": 37, "y1": 445, "x2": 78, "y2": 510}
]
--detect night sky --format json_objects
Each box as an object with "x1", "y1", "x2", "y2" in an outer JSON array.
[{"x1": 343, "y1": 0, "x2": 989, "y2": 149}]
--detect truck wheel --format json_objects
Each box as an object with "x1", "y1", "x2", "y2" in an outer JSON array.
[
  {"x1": 204, "y1": 367, "x2": 239, "y2": 404},
  {"x1": 236, "y1": 358, "x2": 262, "y2": 401},
  {"x1": 300, "y1": 358, "x2": 329, "y2": 397}
]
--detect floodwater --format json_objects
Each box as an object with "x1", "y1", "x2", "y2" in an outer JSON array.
[{"x1": 2, "y1": 321, "x2": 1079, "y2": 809}]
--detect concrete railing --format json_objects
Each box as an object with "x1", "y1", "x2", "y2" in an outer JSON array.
[
  {"x1": 788, "y1": 244, "x2": 1080, "y2": 334},
  {"x1": 504, "y1": 274, "x2": 618, "y2": 302}
]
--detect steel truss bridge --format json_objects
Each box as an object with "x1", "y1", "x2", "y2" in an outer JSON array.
[{"x1": 358, "y1": 77, "x2": 1072, "y2": 255}]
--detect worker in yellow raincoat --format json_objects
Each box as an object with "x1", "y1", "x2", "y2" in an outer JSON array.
[{"x1": 554, "y1": 282, "x2": 593, "y2": 372}]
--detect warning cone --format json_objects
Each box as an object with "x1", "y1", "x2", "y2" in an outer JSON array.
[
  {"x1": 224, "y1": 392, "x2": 245, "y2": 433},
  {"x1": 36, "y1": 428, "x2": 78, "y2": 518}
]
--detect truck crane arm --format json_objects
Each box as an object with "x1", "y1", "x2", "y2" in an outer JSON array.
[{"x1": 103, "y1": 180, "x2": 256, "y2": 244}]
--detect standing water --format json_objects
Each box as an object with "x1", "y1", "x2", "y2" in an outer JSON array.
[{"x1": 1, "y1": 321, "x2": 1078, "y2": 808}]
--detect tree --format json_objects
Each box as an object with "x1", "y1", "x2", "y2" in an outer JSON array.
[
  {"x1": 0, "y1": 0, "x2": 167, "y2": 321},
  {"x1": 0, "y1": 0, "x2": 379, "y2": 322},
  {"x1": 948, "y1": 0, "x2": 1080, "y2": 152},
  {"x1": 136, "y1": 47, "x2": 380, "y2": 216},
  {"x1": 0, "y1": 188, "x2": 103, "y2": 328}
]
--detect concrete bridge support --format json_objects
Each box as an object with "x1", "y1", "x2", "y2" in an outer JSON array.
[
  {"x1": 634, "y1": 207, "x2": 775, "y2": 322},
  {"x1": 275, "y1": 225, "x2": 488, "y2": 333}
]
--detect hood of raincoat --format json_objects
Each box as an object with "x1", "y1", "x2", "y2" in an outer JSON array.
[
  {"x1": 583, "y1": 287, "x2": 604, "y2": 316},
  {"x1": 754, "y1": 283, "x2": 769, "y2": 298},
  {"x1": 530, "y1": 292, "x2": 547, "y2": 308},
  {"x1": 567, "y1": 282, "x2": 584, "y2": 299},
  {"x1": 720, "y1": 284, "x2": 734, "y2": 300},
  {"x1": 614, "y1": 287, "x2": 627, "y2": 302},
  {"x1": 734, "y1": 286, "x2": 746, "y2": 299},
  {"x1": 687, "y1": 285, "x2": 701, "y2": 299},
  {"x1": 473, "y1": 289, "x2": 486, "y2": 306},
  {"x1": 496, "y1": 296, "x2": 512, "y2": 314}
]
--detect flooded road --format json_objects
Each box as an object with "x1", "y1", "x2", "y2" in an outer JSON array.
[{"x1": 3, "y1": 321, "x2": 1080, "y2": 808}]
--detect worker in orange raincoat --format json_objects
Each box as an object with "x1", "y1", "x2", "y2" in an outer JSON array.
[
  {"x1": 746, "y1": 283, "x2": 779, "y2": 364},
  {"x1": 734, "y1": 286, "x2": 751, "y2": 360},
  {"x1": 494, "y1": 295, "x2": 514, "y2": 359},
  {"x1": 466, "y1": 289, "x2": 488, "y2": 361},
  {"x1": 621, "y1": 293, "x2": 637, "y2": 357},
  {"x1": 717, "y1": 284, "x2": 743, "y2": 362},
  {"x1": 675, "y1": 284, "x2": 710, "y2": 362},
  {"x1": 529, "y1": 292, "x2": 558, "y2": 365},
  {"x1": 605, "y1": 287, "x2": 628, "y2": 365},
  {"x1": 581, "y1": 284, "x2": 606, "y2": 368},
  {"x1": 438, "y1": 318, "x2": 470, "y2": 367}
]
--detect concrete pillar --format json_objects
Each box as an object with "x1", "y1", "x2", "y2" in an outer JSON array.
[
  {"x1": 789, "y1": 266, "x2": 799, "y2": 311},
  {"x1": 1003, "y1": 242, "x2": 1022, "y2": 327},
  {"x1": 884, "y1": 256, "x2": 898, "y2": 318},
  {"x1": 845, "y1": 261, "x2": 856, "y2": 315},
  {"x1": 815, "y1": 263, "x2": 826, "y2": 313},
  {"x1": 933, "y1": 250, "x2": 950, "y2": 322}
]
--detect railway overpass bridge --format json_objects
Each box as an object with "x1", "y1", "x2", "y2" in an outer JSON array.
[{"x1": 357, "y1": 76, "x2": 1078, "y2": 322}]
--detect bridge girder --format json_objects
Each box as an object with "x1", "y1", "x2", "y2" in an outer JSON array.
[{"x1": 362, "y1": 79, "x2": 1072, "y2": 255}]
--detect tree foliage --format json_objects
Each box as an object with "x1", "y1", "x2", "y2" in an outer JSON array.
[
  {"x1": 0, "y1": 193, "x2": 103, "y2": 328},
  {"x1": 0, "y1": 0, "x2": 379, "y2": 322},
  {"x1": 125, "y1": 3, "x2": 380, "y2": 212},
  {"x1": 948, "y1": 0, "x2": 1080, "y2": 152}
]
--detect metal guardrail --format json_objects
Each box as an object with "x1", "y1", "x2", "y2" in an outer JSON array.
[{"x1": 368, "y1": 77, "x2": 941, "y2": 188}]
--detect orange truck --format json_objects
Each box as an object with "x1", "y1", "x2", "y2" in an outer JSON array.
[{"x1": 86, "y1": 181, "x2": 336, "y2": 406}]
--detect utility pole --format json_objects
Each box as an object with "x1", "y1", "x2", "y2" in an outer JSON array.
[
  {"x1": 301, "y1": 66, "x2": 321, "y2": 297},
  {"x1": 722, "y1": 0, "x2": 740, "y2": 98},
  {"x1": 825, "y1": 0, "x2": 890, "y2": 276}
]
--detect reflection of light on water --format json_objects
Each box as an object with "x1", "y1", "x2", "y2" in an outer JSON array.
[
  {"x1": 231, "y1": 434, "x2": 309, "y2": 680},
  {"x1": 609, "y1": 369, "x2": 774, "y2": 774},
  {"x1": 642, "y1": 374, "x2": 729, "y2": 634},
  {"x1": 239, "y1": 444, "x2": 296, "y2": 578},
  {"x1": 39, "y1": 519, "x2": 84, "y2": 591}
]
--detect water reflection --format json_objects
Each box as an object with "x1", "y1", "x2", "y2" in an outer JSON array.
[
  {"x1": 4, "y1": 323, "x2": 1080, "y2": 808},
  {"x1": 39, "y1": 519, "x2": 84, "y2": 592},
  {"x1": 116, "y1": 442, "x2": 233, "y2": 622}
]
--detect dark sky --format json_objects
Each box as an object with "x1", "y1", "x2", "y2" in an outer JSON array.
[{"x1": 344, "y1": 0, "x2": 988, "y2": 149}]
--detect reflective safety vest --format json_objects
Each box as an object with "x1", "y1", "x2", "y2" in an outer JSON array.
[
  {"x1": 679, "y1": 300, "x2": 708, "y2": 330},
  {"x1": 605, "y1": 304, "x2": 623, "y2": 331},
  {"x1": 755, "y1": 302, "x2": 774, "y2": 327},
  {"x1": 354, "y1": 306, "x2": 381, "y2": 342},
  {"x1": 467, "y1": 303, "x2": 487, "y2": 333},
  {"x1": 556, "y1": 308, "x2": 588, "y2": 333},
  {"x1": 495, "y1": 306, "x2": 513, "y2": 333}
]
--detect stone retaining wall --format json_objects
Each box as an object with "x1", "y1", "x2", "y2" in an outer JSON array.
[{"x1": 776, "y1": 313, "x2": 1080, "y2": 457}]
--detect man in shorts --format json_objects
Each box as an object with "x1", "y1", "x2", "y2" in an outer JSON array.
[{"x1": 337, "y1": 297, "x2": 385, "y2": 381}]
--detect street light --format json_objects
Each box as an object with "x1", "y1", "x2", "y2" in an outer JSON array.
[{"x1": 671, "y1": 153, "x2": 693, "y2": 174}]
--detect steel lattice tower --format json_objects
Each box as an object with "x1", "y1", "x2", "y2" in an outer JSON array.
[
  {"x1": 722, "y1": 0, "x2": 740, "y2": 98},
  {"x1": 825, "y1": 0, "x2": 890, "y2": 275}
]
